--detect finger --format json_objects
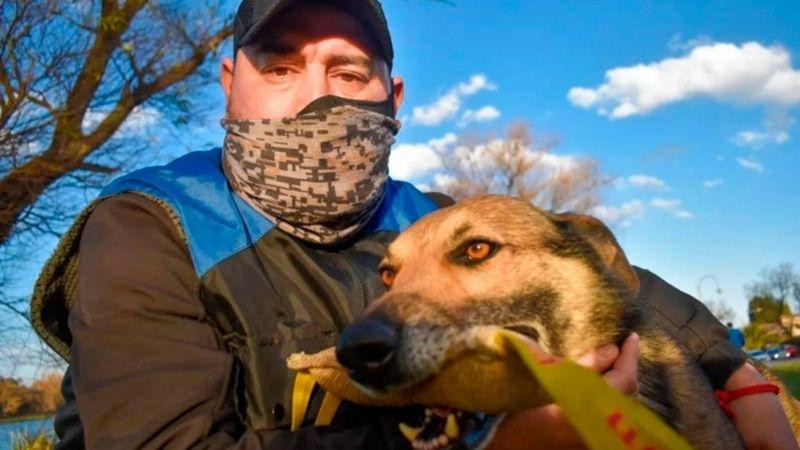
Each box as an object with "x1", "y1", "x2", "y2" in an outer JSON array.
[
  {"x1": 576, "y1": 343, "x2": 619, "y2": 372},
  {"x1": 603, "y1": 332, "x2": 640, "y2": 396}
]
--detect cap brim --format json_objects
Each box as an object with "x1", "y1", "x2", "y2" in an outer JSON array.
[{"x1": 238, "y1": 0, "x2": 393, "y2": 67}]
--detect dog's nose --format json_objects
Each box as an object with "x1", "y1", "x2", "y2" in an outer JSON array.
[{"x1": 336, "y1": 313, "x2": 401, "y2": 388}]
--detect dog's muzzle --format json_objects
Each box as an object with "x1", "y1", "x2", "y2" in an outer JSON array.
[{"x1": 335, "y1": 313, "x2": 405, "y2": 391}]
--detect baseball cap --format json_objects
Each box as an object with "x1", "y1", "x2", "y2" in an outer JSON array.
[{"x1": 234, "y1": 0, "x2": 394, "y2": 68}]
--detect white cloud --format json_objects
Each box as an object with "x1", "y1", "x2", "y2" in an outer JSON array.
[
  {"x1": 651, "y1": 197, "x2": 693, "y2": 219},
  {"x1": 651, "y1": 198, "x2": 681, "y2": 209},
  {"x1": 732, "y1": 111, "x2": 794, "y2": 148},
  {"x1": 432, "y1": 173, "x2": 457, "y2": 191},
  {"x1": 532, "y1": 152, "x2": 578, "y2": 173},
  {"x1": 457, "y1": 74, "x2": 497, "y2": 95},
  {"x1": 389, "y1": 133, "x2": 457, "y2": 180},
  {"x1": 667, "y1": 34, "x2": 714, "y2": 53},
  {"x1": 410, "y1": 92, "x2": 461, "y2": 126},
  {"x1": 459, "y1": 106, "x2": 501, "y2": 127},
  {"x1": 427, "y1": 132, "x2": 458, "y2": 153},
  {"x1": 736, "y1": 157, "x2": 764, "y2": 173},
  {"x1": 411, "y1": 74, "x2": 497, "y2": 126},
  {"x1": 568, "y1": 41, "x2": 800, "y2": 119},
  {"x1": 82, "y1": 106, "x2": 161, "y2": 136},
  {"x1": 628, "y1": 174, "x2": 669, "y2": 190},
  {"x1": 732, "y1": 129, "x2": 789, "y2": 147},
  {"x1": 590, "y1": 200, "x2": 645, "y2": 227},
  {"x1": 702, "y1": 178, "x2": 724, "y2": 188},
  {"x1": 447, "y1": 138, "x2": 578, "y2": 175}
]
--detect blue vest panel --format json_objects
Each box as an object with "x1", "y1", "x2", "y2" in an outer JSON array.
[{"x1": 101, "y1": 148, "x2": 439, "y2": 276}]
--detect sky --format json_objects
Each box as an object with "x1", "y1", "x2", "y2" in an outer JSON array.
[
  {"x1": 5, "y1": 0, "x2": 800, "y2": 380},
  {"x1": 373, "y1": 0, "x2": 800, "y2": 324}
]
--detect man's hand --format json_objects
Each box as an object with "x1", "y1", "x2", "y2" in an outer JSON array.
[
  {"x1": 487, "y1": 333, "x2": 640, "y2": 449},
  {"x1": 724, "y1": 363, "x2": 799, "y2": 450}
]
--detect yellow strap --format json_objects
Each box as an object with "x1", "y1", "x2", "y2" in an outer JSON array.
[
  {"x1": 499, "y1": 330, "x2": 693, "y2": 450},
  {"x1": 314, "y1": 391, "x2": 343, "y2": 427},
  {"x1": 291, "y1": 372, "x2": 316, "y2": 431}
]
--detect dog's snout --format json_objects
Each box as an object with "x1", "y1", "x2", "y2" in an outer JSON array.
[{"x1": 336, "y1": 314, "x2": 401, "y2": 388}]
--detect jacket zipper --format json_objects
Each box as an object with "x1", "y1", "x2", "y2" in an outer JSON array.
[{"x1": 345, "y1": 258, "x2": 369, "y2": 311}]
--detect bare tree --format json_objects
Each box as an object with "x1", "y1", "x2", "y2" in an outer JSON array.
[
  {"x1": 746, "y1": 263, "x2": 800, "y2": 332},
  {"x1": 0, "y1": 0, "x2": 234, "y2": 379},
  {"x1": 703, "y1": 300, "x2": 737, "y2": 325},
  {"x1": 435, "y1": 122, "x2": 613, "y2": 214},
  {"x1": 0, "y1": 0, "x2": 234, "y2": 248}
]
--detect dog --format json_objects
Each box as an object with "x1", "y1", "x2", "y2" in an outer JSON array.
[{"x1": 333, "y1": 195, "x2": 799, "y2": 449}]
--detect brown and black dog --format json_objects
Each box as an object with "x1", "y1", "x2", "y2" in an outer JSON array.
[{"x1": 334, "y1": 195, "x2": 799, "y2": 449}]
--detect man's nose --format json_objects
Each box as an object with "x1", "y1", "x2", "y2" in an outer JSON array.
[
  {"x1": 295, "y1": 65, "x2": 332, "y2": 112},
  {"x1": 336, "y1": 313, "x2": 402, "y2": 389}
]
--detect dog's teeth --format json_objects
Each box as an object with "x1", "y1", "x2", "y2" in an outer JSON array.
[
  {"x1": 399, "y1": 423, "x2": 423, "y2": 442},
  {"x1": 445, "y1": 413, "x2": 460, "y2": 438}
]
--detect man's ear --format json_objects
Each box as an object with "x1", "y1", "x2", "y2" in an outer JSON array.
[
  {"x1": 553, "y1": 213, "x2": 640, "y2": 296},
  {"x1": 391, "y1": 75, "x2": 404, "y2": 118},
  {"x1": 220, "y1": 56, "x2": 235, "y2": 107}
]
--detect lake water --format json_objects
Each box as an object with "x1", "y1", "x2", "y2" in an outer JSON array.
[{"x1": 0, "y1": 417, "x2": 54, "y2": 449}]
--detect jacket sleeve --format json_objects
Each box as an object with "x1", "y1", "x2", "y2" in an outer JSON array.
[
  {"x1": 62, "y1": 193, "x2": 408, "y2": 449},
  {"x1": 633, "y1": 267, "x2": 747, "y2": 389}
]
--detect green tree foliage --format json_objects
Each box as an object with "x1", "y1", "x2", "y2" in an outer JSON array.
[
  {"x1": 749, "y1": 295, "x2": 792, "y2": 324},
  {"x1": 743, "y1": 322, "x2": 786, "y2": 350}
]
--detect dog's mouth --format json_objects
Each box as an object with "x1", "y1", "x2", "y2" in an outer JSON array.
[
  {"x1": 502, "y1": 324, "x2": 541, "y2": 342},
  {"x1": 399, "y1": 407, "x2": 503, "y2": 450}
]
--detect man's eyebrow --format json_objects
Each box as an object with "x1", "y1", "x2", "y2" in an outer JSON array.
[{"x1": 325, "y1": 54, "x2": 375, "y2": 77}]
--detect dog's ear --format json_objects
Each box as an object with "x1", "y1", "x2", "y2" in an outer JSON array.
[{"x1": 552, "y1": 213, "x2": 640, "y2": 296}]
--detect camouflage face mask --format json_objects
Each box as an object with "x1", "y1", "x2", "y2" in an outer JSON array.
[{"x1": 221, "y1": 99, "x2": 399, "y2": 246}]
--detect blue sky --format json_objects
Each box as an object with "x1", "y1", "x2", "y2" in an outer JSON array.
[
  {"x1": 5, "y1": 1, "x2": 800, "y2": 380},
  {"x1": 376, "y1": 0, "x2": 800, "y2": 323}
]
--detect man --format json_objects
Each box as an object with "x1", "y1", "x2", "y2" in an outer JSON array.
[
  {"x1": 31, "y1": 0, "x2": 795, "y2": 448},
  {"x1": 728, "y1": 322, "x2": 746, "y2": 348}
]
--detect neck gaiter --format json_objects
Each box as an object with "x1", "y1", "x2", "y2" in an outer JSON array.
[{"x1": 221, "y1": 96, "x2": 399, "y2": 246}]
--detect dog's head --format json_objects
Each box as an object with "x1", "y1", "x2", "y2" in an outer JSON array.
[{"x1": 336, "y1": 195, "x2": 641, "y2": 392}]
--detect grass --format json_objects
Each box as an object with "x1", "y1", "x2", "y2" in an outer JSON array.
[{"x1": 770, "y1": 361, "x2": 800, "y2": 399}]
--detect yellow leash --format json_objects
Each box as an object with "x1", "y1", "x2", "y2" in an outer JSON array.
[
  {"x1": 314, "y1": 392, "x2": 343, "y2": 427},
  {"x1": 291, "y1": 372, "x2": 316, "y2": 431},
  {"x1": 498, "y1": 329, "x2": 693, "y2": 450},
  {"x1": 291, "y1": 372, "x2": 343, "y2": 430}
]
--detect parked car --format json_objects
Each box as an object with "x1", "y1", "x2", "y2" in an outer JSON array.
[
  {"x1": 766, "y1": 344, "x2": 798, "y2": 360},
  {"x1": 746, "y1": 349, "x2": 772, "y2": 362}
]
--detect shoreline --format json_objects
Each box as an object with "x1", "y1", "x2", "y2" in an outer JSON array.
[{"x1": 0, "y1": 414, "x2": 54, "y2": 424}]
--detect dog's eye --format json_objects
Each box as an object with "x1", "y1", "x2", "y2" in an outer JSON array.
[
  {"x1": 465, "y1": 241, "x2": 494, "y2": 262},
  {"x1": 380, "y1": 268, "x2": 396, "y2": 288}
]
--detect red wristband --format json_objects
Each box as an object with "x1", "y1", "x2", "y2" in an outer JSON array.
[{"x1": 715, "y1": 383, "x2": 780, "y2": 420}]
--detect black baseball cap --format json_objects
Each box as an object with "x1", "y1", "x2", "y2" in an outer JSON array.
[{"x1": 234, "y1": 0, "x2": 394, "y2": 68}]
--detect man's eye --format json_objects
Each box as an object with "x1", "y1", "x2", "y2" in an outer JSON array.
[
  {"x1": 264, "y1": 66, "x2": 294, "y2": 80},
  {"x1": 334, "y1": 72, "x2": 366, "y2": 84}
]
